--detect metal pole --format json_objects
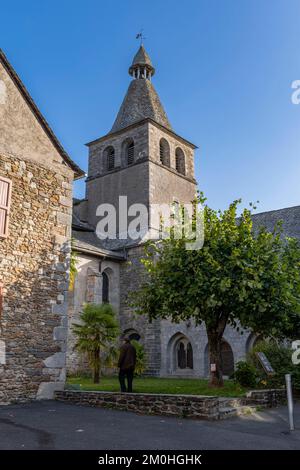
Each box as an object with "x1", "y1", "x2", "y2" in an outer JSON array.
[{"x1": 285, "y1": 374, "x2": 295, "y2": 431}]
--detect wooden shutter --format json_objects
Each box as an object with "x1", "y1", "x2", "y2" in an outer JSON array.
[{"x1": 0, "y1": 177, "x2": 12, "y2": 238}]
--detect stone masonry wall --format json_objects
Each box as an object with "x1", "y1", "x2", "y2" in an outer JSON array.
[
  {"x1": 55, "y1": 390, "x2": 220, "y2": 420},
  {"x1": 67, "y1": 254, "x2": 120, "y2": 375},
  {"x1": 0, "y1": 153, "x2": 73, "y2": 403},
  {"x1": 119, "y1": 244, "x2": 161, "y2": 375},
  {"x1": 246, "y1": 389, "x2": 286, "y2": 407}
]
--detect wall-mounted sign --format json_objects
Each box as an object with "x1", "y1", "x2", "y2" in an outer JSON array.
[
  {"x1": 256, "y1": 352, "x2": 274, "y2": 376},
  {"x1": 210, "y1": 363, "x2": 216, "y2": 372}
]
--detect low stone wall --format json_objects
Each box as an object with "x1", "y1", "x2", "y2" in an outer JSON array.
[
  {"x1": 55, "y1": 390, "x2": 220, "y2": 420},
  {"x1": 246, "y1": 389, "x2": 286, "y2": 407}
]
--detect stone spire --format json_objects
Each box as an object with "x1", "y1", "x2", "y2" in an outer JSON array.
[{"x1": 110, "y1": 46, "x2": 172, "y2": 133}]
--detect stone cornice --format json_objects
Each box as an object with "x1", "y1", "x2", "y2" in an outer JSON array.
[{"x1": 85, "y1": 118, "x2": 197, "y2": 150}]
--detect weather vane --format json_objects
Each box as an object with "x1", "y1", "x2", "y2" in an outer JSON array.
[{"x1": 136, "y1": 29, "x2": 146, "y2": 45}]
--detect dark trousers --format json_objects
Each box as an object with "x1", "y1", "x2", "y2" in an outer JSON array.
[{"x1": 119, "y1": 368, "x2": 134, "y2": 393}]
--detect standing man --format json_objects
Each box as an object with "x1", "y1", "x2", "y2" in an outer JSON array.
[{"x1": 118, "y1": 336, "x2": 136, "y2": 393}]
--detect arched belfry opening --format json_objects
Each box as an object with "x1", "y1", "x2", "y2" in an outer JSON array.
[
  {"x1": 175, "y1": 147, "x2": 186, "y2": 175},
  {"x1": 122, "y1": 138, "x2": 135, "y2": 166},
  {"x1": 104, "y1": 146, "x2": 115, "y2": 171},
  {"x1": 159, "y1": 138, "x2": 170, "y2": 167}
]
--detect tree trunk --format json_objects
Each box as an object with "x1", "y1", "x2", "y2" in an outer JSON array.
[
  {"x1": 93, "y1": 348, "x2": 100, "y2": 384},
  {"x1": 207, "y1": 328, "x2": 224, "y2": 387}
]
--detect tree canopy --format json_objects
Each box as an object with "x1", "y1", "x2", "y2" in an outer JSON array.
[{"x1": 134, "y1": 195, "x2": 300, "y2": 386}]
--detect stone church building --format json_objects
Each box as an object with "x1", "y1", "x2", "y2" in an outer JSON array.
[
  {"x1": 1, "y1": 45, "x2": 299, "y2": 405},
  {"x1": 0, "y1": 49, "x2": 84, "y2": 403},
  {"x1": 67, "y1": 45, "x2": 300, "y2": 378}
]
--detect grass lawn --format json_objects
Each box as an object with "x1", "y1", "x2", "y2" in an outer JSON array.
[{"x1": 67, "y1": 376, "x2": 248, "y2": 397}]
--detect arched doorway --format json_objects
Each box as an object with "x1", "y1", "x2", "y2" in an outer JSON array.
[
  {"x1": 220, "y1": 340, "x2": 234, "y2": 376},
  {"x1": 246, "y1": 333, "x2": 263, "y2": 353},
  {"x1": 204, "y1": 340, "x2": 234, "y2": 376},
  {"x1": 123, "y1": 328, "x2": 141, "y2": 342}
]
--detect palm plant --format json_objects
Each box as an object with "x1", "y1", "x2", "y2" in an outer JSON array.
[
  {"x1": 72, "y1": 303, "x2": 119, "y2": 383},
  {"x1": 131, "y1": 340, "x2": 146, "y2": 376}
]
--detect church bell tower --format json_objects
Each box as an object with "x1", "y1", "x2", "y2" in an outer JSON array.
[{"x1": 85, "y1": 44, "x2": 197, "y2": 245}]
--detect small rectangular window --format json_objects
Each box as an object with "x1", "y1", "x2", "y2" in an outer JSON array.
[{"x1": 0, "y1": 176, "x2": 12, "y2": 238}]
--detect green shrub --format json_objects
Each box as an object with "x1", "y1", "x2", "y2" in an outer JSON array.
[
  {"x1": 234, "y1": 361, "x2": 257, "y2": 387},
  {"x1": 248, "y1": 340, "x2": 300, "y2": 389},
  {"x1": 131, "y1": 340, "x2": 147, "y2": 376}
]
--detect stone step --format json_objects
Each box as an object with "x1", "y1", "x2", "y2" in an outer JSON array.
[
  {"x1": 235, "y1": 405, "x2": 258, "y2": 416},
  {"x1": 219, "y1": 397, "x2": 243, "y2": 408},
  {"x1": 218, "y1": 398, "x2": 259, "y2": 420},
  {"x1": 218, "y1": 407, "x2": 238, "y2": 419}
]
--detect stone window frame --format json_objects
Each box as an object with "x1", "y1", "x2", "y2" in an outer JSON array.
[
  {"x1": 0, "y1": 176, "x2": 12, "y2": 239},
  {"x1": 175, "y1": 147, "x2": 186, "y2": 175},
  {"x1": 159, "y1": 137, "x2": 170, "y2": 167},
  {"x1": 175, "y1": 335, "x2": 194, "y2": 370}
]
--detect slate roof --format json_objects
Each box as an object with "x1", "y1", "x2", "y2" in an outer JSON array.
[
  {"x1": 129, "y1": 45, "x2": 155, "y2": 75},
  {"x1": 110, "y1": 45, "x2": 171, "y2": 133},
  {"x1": 110, "y1": 78, "x2": 171, "y2": 133},
  {"x1": 251, "y1": 205, "x2": 300, "y2": 240},
  {"x1": 72, "y1": 229, "x2": 125, "y2": 260},
  {"x1": 0, "y1": 48, "x2": 84, "y2": 179},
  {"x1": 72, "y1": 212, "x2": 94, "y2": 232}
]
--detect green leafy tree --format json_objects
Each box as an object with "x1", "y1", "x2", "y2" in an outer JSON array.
[
  {"x1": 73, "y1": 303, "x2": 119, "y2": 383},
  {"x1": 134, "y1": 195, "x2": 300, "y2": 387}
]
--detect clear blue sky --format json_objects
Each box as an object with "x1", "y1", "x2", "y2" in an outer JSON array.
[{"x1": 1, "y1": 0, "x2": 300, "y2": 213}]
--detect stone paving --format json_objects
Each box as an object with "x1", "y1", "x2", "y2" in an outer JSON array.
[{"x1": 0, "y1": 400, "x2": 299, "y2": 450}]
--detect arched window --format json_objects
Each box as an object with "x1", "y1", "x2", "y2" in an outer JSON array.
[
  {"x1": 126, "y1": 140, "x2": 135, "y2": 166},
  {"x1": 159, "y1": 138, "x2": 170, "y2": 167},
  {"x1": 104, "y1": 146, "x2": 115, "y2": 171},
  {"x1": 167, "y1": 333, "x2": 194, "y2": 374},
  {"x1": 187, "y1": 342, "x2": 193, "y2": 369},
  {"x1": 102, "y1": 272, "x2": 109, "y2": 303},
  {"x1": 175, "y1": 147, "x2": 186, "y2": 175},
  {"x1": 177, "y1": 342, "x2": 187, "y2": 369}
]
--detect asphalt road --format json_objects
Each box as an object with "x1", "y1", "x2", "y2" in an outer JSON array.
[{"x1": 0, "y1": 400, "x2": 299, "y2": 450}]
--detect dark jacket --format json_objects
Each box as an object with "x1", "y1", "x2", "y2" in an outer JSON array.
[{"x1": 118, "y1": 342, "x2": 136, "y2": 370}]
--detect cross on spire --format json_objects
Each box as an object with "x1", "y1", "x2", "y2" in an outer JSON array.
[{"x1": 136, "y1": 29, "x2": 146, "y2": 45}]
